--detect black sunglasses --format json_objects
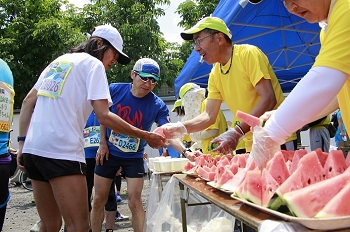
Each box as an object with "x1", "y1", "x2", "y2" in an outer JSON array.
[{"x1": 133, "y1": 71, "x2": 158, "y2": 84}]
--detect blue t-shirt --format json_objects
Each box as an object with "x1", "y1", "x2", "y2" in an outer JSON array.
[
  {"x1": 0, "y1": 59, "x2": 14, "y2": 157},
  {"x1": 106, "y1": 83, "x2": 169, "y2": 158},
  {"x1": 83, "y1": 111, "x2": 100, "y2": 159}
]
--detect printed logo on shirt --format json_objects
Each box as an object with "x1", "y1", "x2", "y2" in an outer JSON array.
[{"x1": 37, "y1": 60, "x2": 73, "y2": 99}]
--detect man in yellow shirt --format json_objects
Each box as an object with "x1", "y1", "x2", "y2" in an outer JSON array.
[
  {"x1": 246, "y1": 0, "x2": 350, "y2": 167},
  {"x1": 162, "y1": 16, "x2": 296, "y2": 154}
]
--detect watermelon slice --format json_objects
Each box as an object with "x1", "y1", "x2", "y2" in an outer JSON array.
[
  {"x1": 315, "y1": 179, "x2": 350, "y2": 218},
  {"x1": 269, "y1": 151, "x2": 323, "y2": 211},
  {"x1": 261, "y1": 169, "x2": 280, "y2": 208},
  {"x1": 235, "y1": 110, "x2": 264, "y2": 128},
  {"x1": 276, "y1": 151, "x2": 324, "y2": 196},
  {"x1": 266, "y1": 151, "x2": 290, "y2": 185},
  {"x1": 221, "y1": 168, "x2": 247, "y2": 193},
  {"x1": 283, "y1": 167, "x2": 350, "y2": 218},
  {"x1": 314, "y1": 148, "x2": 328, "y2": 167},
  {"x1": 289, "y1": 149, "x2": 307, "y2": 174},
  {"x1": 215, "y1": 166, "x2": 234, "y2": 188},
  {"x1": 323, "y1": 149, "x2": 347, "y2": 179},
  {"x1": 242, "y1": 169, "x2": 263, "y2": 205}
]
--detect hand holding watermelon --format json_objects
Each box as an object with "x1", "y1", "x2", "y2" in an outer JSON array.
[
  {"x1": 160, "y1": 121, "x2": 187, "y2": 139},
  {"x1": 250, "y1": 125, "x2": 281, "y2": 169},
  {"x1": 211, "y1": 127, "x2": 244, "y2": 154}
]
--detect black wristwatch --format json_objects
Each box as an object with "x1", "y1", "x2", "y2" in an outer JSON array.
[
  {"x1": 181, "y1": 148, "x2": 192, "y2": 158},
  {"x1": 17, "y1": 136, "x2": 26, "y2": 142}
]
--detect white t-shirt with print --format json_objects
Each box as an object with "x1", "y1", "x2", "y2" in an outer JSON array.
[{"x1": 23, "y1": 53, "x2": 112, "y2": 163}]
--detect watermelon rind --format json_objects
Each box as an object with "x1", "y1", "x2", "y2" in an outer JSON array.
[{"x1": 283, "y1": 167, "x2": 350, "y2": 218}]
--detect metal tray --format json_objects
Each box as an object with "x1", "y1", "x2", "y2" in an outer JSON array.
[{"x1": 230, "y1": 195, "x2": 350, "y2": 230}]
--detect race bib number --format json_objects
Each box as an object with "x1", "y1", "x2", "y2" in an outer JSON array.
[
  {"x1": 37, "y1": 61, "x2": 73, "y2": 99},
  {"x1": 83, "y1": 126, "x2": 100, "y2": 148},
  {"x1": 109, "y1": 130, "x2": 140, "y2": 153},
  {"x1": 0, "y1": 82, "x2": 14, "y2": 132}
]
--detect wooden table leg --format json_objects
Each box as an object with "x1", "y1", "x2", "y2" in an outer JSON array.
[{"x1": 179, "y1": 182, "x2": 187, "y2": 232}]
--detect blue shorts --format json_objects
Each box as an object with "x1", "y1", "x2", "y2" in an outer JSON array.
[
  {"x1": 23, "y1": 153, "x2": 86, "y2": 182},
  {"x1": 94, "y1": 156, "x2": 144, "y2": 179}
]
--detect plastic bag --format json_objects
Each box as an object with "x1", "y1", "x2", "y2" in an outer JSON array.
[{"x1": 145, "y1": 175, "x2": 235, "y2": 232}]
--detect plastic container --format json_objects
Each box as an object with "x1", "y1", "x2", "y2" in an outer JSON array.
[{"x1": 171, "y1": 158, "x2": 188, "y2": 172}]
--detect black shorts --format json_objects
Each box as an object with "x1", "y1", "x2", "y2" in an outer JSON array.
[
  {"x1": 23, "y1": 153, "x2": 86, "y2": 182},
  {"x1": 94, "y1": 156, "x2": 144, "y2": 179}
]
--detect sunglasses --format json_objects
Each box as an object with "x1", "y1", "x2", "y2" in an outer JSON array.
[{"x1": 134, "y1": 71, "x2": 158, "y2": 85}]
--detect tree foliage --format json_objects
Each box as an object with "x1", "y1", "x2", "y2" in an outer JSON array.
[
  {"x1": 0, "y1": 0, "x2": 85, "y2": 108},
  {"x1": 0, "y1": 0, "x2": 186, "y2": 108},
  {"x1": 175, "y1": 0, "x2": 220, "y2": 64}
]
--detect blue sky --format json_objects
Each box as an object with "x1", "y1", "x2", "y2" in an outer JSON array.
[{"x1": 69, "y1": 0, "x2": 184, "y2": 43}]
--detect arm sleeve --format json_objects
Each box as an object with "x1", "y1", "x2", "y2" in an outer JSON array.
[{"x1": 265, "y1": 66, "x2": 347, "y2": 143}]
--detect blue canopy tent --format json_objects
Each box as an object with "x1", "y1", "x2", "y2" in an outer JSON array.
[{"x1": 174, "y1": 0, "x2": 321, "y2": 96}]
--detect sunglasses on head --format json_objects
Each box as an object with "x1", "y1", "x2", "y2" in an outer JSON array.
[{"x1": 133, "y1": 71, "x2": 158, "y2": 84}]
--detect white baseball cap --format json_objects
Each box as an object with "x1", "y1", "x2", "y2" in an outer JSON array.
[{"x1": 92, "y1": 24, "x2": 131, "y2": 65}]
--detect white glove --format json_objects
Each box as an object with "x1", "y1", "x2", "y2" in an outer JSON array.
[
  {"x1": 211, "y1": 127, "x2": 244, "y2": 155},
  {"x1": 250, "y1": 125, "x2": 281, "y2": 169},
  {"x1": 161, "y1": 121, "x2": 187, "y2": 139}
]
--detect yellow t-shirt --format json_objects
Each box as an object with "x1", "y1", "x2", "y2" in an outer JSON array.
[
  {"x1": 207, "y1": 44, "x2": 285, "y2": 152},
  {"x1": 200, "y1": 99, "x2": 227, "y2": 157},
  {"x1": 313, "y1": 0, "x2": 350, "y2": 133}
]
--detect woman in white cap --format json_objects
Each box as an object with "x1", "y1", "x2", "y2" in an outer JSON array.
[{"x1": 17, "y1": 25, "x2": 166, "y2": 232}]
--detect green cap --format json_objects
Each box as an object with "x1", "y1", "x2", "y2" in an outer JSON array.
[
  {"x1": 181, "y1": 16, "x2": 232, "y2": 40},
  {"x1": 171, "y1": 99, "x2": 182, "y2": 112}
]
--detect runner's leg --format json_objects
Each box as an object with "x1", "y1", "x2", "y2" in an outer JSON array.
[
  {"x1": 126, "y1": 177, "x2": 144, "y2": 232},
  {"x1": 91, "y1": 174, "x2": 113, "y2": 232},
  {"x1": 31, "y1": 179, "x2": 62, "y2": 231},
  {"x1": 49, "y1": 174, "x2": 89, "y2": 232}
]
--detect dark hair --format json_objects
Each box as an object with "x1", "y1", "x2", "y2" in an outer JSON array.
[
  {"x1": 204, "y1": 28, "x2": 232, "y2": 44},
  {"x1": 175, "y1": 106, "x2": 185, "y2": 117},
  {"x1": 70, "y1": 37, "x2": 114, "y2": 61}
]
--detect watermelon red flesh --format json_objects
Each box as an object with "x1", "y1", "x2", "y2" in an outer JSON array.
[
  {"x1": 184, "y1": 162, "x2": 195, "y2": 172},
  {"x1": 221, "y1": 168, "x2": 247, "y2": 192},
  {"x1": 276, "y1": 151, "x2": 324, "y2": 197},
  {"x1": 242, "y1": 170, "x2": 263, "y2": 205},
  {"x1": 196, "y1": 166, "x2": 209, "y2": 180},
  {"x1": 266, "y1": 151, "x2": 290, "y2": 185},
  {"x1": 280, "y1": 150, "x2": 295, "y2": 162},
  {"x1": 289, "y1": 149, "x2": 308, "y2": 174},
  {"x1": 283, "y1": 167, "x2": 350, "y2": 218},
  {"x1": 313, "y1": 148, "x2": 328, "y2": 167},
  {"x1": 235, "y1": 110, "x2": 263, "y2": 128},
  {"x1": 323, "y1": 149, "x2": 347, "y2": 179},
  {"x1": 216, "y1": 166, "x2": 234, "y2": 188},
  {"x1": 315, "y1": 179, "x2": 350, "y2": 218},
  {"x1": 261, "y1": 169, "x2": 280, "y2": 207}
]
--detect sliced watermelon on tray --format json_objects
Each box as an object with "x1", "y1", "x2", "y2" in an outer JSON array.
[
  {"x1": 315, "y1": 179, "x2": 350, "y2": 218},
  {"x1": 283, "y1": 167, "x2": 350, "y2": 218}
]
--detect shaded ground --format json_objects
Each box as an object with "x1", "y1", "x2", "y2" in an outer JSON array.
[{"x1": 2, "y1": 173, "x2": 151, "y2": 232}]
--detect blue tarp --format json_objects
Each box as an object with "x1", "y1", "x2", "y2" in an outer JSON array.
[{"x1": 174, "y1": 0, "x2": 321, "y2": 96}]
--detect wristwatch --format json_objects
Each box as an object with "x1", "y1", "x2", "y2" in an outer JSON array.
[
  {"x1": 17, "y1": 136, "x2": 26, "y2": 142},
  {"x1": 181, "y1": 148, "x2": 192, "y2": 158}
]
